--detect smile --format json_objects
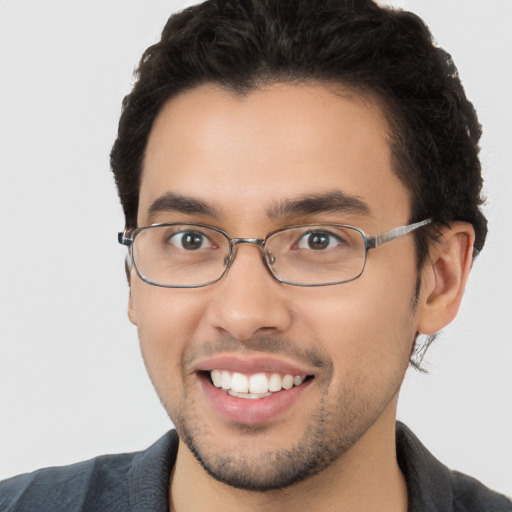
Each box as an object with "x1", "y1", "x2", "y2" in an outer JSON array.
[
  {"x1": 209, "y1": 370, "x2": 308, "y2": 399},
  {"x1": 196, "y1": 356, "x2": 316, "y2": 424}
]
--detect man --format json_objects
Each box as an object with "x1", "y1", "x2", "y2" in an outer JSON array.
[{"x1": 1, "y1": 0, "x2": 511, "y2": 510}]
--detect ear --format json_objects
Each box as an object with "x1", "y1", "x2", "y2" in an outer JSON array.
[
  {"x1": 125, "y1": 257, "x2": 138, "y2": 325},
  {"x1": 416, "y1": 222, "x2": 475, "y2": 335},
  {"x1": 127, "y1": 292, "x2": 137, "y2": 326}
]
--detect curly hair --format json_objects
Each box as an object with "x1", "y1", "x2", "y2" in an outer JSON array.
[{"x1": 110, "y1": 0, "x2": 487, "y2": 365}]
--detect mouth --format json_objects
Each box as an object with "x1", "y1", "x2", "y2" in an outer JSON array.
[
  {"x1": 205, "y1": 369, "x2": 313, "y2": 399},
  {"x1": 195, "y1": 356, "x2": 316, "y2": 424}
]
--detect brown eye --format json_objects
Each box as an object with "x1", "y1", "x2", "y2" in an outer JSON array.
[
  {"x1": 297, "y1": 230, "x2": 342, "y2": 250},
  {"x1": 307, "y1": 232, "x2": 329, "y2": 250},
  {"x1": 170, "y1": 231, "x2": 210, "y2": 250}
]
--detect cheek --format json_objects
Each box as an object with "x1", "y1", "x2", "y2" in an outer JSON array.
[
  {"x1": 131, "y1": 279, "x2": 207, "y2": 339},
  {"x1": 294, "y1": 264, "x2": 417, "y2": 384},
  {"x1": 130, "y1": 283, "x2": 208, "y2": 393}
]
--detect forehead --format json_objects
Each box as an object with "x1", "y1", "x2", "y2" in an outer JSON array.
[{"x1": 139, "y1": 83, "x2": 411, "y2": 229}]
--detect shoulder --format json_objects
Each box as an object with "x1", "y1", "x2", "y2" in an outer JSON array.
[
  {"x1": 396, "y1": 422, "x2": 512, "y2": 512},
  {"x1": 450, "y1": 470, "x2": 512, "y2": 512},
  {"x1": 0, "y1": 430, "x2": 179, "y2": 512},
  {"x1": 0, "y1": 452, "x2": 138, "y2": 512}
]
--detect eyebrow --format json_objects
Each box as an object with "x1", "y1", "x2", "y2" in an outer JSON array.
[
  {"x1": 147, "y1": 192, "x2": 220, "y2": 219},
  {"x1": 267, "y1": 191, "x2": 371, "y2": 219},
  {"x1": 146, "y1": 190, "x2": 371, "y2": 223}
]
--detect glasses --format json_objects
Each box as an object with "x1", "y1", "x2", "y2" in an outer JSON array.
[{"x1": 118, "y1": 219, "x2": 431, "y2": 288}]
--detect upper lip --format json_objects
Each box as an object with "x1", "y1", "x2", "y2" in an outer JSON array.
[{"x1": 194, "y1": 355, "x2": 316, "y2": 376}]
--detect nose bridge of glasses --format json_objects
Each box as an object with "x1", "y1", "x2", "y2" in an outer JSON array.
[
  {"x1": 226, "y1": 237, "x2": 273, "y2": 268},
  {"x1": 230, "y1": 237, "x2": 264, "y2": 247}
]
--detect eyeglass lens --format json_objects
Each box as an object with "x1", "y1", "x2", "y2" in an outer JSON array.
[{"x1": 131, "y1": 224, "x2": 367, "y2": 287}]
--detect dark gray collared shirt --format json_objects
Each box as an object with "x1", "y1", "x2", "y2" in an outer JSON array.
[{"x1": 1, "y1": 423, "x2": 510, "y2": 511}]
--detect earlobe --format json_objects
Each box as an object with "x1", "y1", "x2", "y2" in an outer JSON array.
[{"x1": 417, "y1": 222, "x2": 475, "y2": 335}]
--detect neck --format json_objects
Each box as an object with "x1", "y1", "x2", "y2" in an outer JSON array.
[{"x1": 169, "y1": 410, "x2": 408, "y2": 512}]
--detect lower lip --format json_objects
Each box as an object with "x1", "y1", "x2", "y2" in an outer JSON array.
[{"x1": 199, "y1": 375, "x2": 312, "y2": 425}]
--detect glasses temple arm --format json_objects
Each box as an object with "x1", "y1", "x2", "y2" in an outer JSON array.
[
  {"x1": 118, "y1": 231, "x2": 133, "y2": 246},
  {"x1": 366, "y1": 219, "x2": 432, "y2": 249}
]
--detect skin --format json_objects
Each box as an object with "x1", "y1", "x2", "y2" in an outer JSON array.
[{"x1": 127, "y1": 82, "x2": 474, "y2": 512}]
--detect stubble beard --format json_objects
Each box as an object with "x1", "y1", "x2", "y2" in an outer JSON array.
[
  {"x1": 146, "y1": 319, "x2": 414, "y2": 492},
  {"x1": 167, "y1": 370, "x2": 403, "y2": 492}
]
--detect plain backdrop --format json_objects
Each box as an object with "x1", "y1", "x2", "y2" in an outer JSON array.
[{"x1": 1, "y1": 0, "x2": 511, "y2": 498}]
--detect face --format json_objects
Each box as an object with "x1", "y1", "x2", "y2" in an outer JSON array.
[{"x1": 129, "y1": 83, "x2": 421, "y2": 490}]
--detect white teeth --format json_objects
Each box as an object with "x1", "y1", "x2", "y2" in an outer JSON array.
[
  {"x1": 293, "y1": 375, "x2": 304, "y2": 386},
  {"x1": 221, "y1": 370, "x2": 231, "y2": 390},
  {"x1": 211, "y1": 369, "x2": 222, "y2": 387},
  {"x1": 268, "y1": 373, "x2": 282, "y2": 392},
  {"x1": 249, "y1": 373, "x2": 269, "y2": 394},
  {"x1": 229, "y1": 390, "x2": 271, "y2": 399},
  {"x1": 231, "y1": 372, "x2": 249, "y2": 393},
  {"x1": 209, "y1": 370, "x2": 307, "y2": 396},
  {"x1": 282, "y1": 374, "x2": 294, "y2": 390}
]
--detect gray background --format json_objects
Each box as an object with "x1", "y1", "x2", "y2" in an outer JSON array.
[{"x1": 1, "y1": 0, "x2": 511, "y2": 497}]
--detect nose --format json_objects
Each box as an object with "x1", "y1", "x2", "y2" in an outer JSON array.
[{"x1": 206, "y1": 244, "x2": 293, "y2": 341}]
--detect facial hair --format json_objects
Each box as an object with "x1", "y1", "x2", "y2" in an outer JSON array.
[{"x1": 156, "y1": 334, "x2": 408, "y2": 491}]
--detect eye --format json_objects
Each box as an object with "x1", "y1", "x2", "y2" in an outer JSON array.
[
  {"x1": 169, "y1": 230, "x2": 212, "y2": 250},
  {"x1": 297, "y1": 230, "x2": 343, "y2": 250}
]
